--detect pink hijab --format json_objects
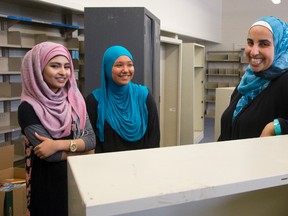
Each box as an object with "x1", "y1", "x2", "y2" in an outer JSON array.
[{"x1": 20, "y1": 41, "x2": 86, "y2": 138}]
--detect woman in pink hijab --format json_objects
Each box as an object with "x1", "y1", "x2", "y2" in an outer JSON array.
[{"x1": 18, "y1": 42, "x2": 95, "y2": 216}]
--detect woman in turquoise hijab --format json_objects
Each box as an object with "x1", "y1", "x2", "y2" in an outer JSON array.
[
  {"x1": 86, "y1": 45, "x2": 160, "y2": 152},
  {"x1": 219, "y1": 16, "x2": 288, "y2": 141}
]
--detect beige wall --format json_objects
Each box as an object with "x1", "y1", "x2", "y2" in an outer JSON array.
[
  {"x1": 207, "y1": 0, "x2": 288, "y2": 51},
  {"x1": 39, "y1": 0, "x2": 222, "y2": 43}
]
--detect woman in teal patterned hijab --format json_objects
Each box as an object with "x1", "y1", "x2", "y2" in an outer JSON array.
[
  {"x1": 219, "y1": 16, "x2": 288, "y2": 140},
  {"x1": 233, "y1": 16, "x2": 288, "y2": 120}
]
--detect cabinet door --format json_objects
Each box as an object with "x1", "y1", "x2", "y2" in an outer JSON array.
[
  {"x1": 160, "y1": 37, "x2": 182, "y2": 147},
  {"x1": 182, "y1": 43, "x2": 205, "y2": 144}
]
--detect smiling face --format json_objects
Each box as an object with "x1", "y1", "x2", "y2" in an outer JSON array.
[
  {"x1": 111, "y1": 55, "x2": 134, "y2": 86},
  {"x1": 245, "y1": 25, "x2": 274, "y2": 72},
  {"x1": 43, "y1": 55, "x2": 71, "y2": 93}
]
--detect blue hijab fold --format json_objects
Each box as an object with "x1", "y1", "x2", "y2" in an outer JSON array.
[
  {"x1": 233, "y1": 16, "x2": 288, "y2": 120},
  {"x1": 93, "y1": 45, "x2": 148, "y2": 142}
]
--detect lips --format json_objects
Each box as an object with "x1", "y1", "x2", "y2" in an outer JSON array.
[
  {"x1": 119, "y1": 74, "x2": 131, "y2": 78},
  {"x1": 250, "y1": 58, "x2": 263, "y2": 66},
  {"x1": 56, "y1": 77, "x2": 67, "y2": 83}
]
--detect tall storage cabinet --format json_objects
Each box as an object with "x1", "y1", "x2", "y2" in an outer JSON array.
[
  {"x1": 160, "y1": 36, "x2": 182, "y2": 148},
  {"x1": 84, "y1": 7, "x2": 161, "y2": 110},
  {"x1": 181, "y1": 43, "x2": 205, "y2": 144}
]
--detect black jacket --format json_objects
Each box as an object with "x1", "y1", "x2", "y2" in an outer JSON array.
[
  {"x1": 218, "y1": 72, "x2": 288, "y2": 141},
  {"x1": 85, "y1": 91, "x2": 160, "y2": 153}
]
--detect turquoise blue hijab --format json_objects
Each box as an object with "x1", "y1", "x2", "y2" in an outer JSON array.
[
  {"x1": 233, "y1": 16, "x2": 288, "y2": 120},
  {"x1": 92, "y1": 45, "x2": 148, "y2": 142}
]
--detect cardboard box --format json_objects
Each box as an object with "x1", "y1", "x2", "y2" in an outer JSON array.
[
  {"x1": 0, "y1": 31, "x2": 21, "y2": 47},
  {"x1": 8, "y1": 58, "x2": 22, "y2": 72},
  {"x1": 0, "y1": 145, "x2": 26, "y2": 216},
  {"x1": 0, "y1": 83, "x2": 22, "y2": 98},
  {"x1": 0, "y1": 57, "x2": 22, "y2": 73},
  {"x1": 0, "y1": 112, "x2": 19, "y2": 129},
  {"x1": 0, "y1": 58, "x2": 9, "y2": 71},
  {"x1": 0, "y1": 139, "x2": 25, "y2": 165}
]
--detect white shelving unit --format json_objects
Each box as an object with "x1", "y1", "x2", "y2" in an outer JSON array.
[
  {"x1": 159, "y1": 36, "x2": 206, "y2": 146},
  {"x1": 160, "y1": 36, "x2": 182, "y2": 147},
  {"x1": 205, "y1": 51, "x2": 241, "y2": 117},
  {"x1": 0, "y1": 36, "x2": 25, "y2": 165},
  {"x1": 182, "y1": 43, "x2": 205, "y2": 144}
]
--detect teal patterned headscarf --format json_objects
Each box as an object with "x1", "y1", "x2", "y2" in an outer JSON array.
[
  {"x1": 233, "y1": 16, "x2": 288, "y2": 121},
  {"x1": 92, "y1": 45, "x2": 148, "y2": 142}
]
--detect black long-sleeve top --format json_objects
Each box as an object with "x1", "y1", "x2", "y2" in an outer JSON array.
[
  {"x1": 86, "y1": 91, "x2": 160, "y2": 153},
  {"x1": 218, "y1": 72, "x2": 288, "y2": 141},
  {"x1": 18, "y1": 102, "x2": 95, "y2": 216}
]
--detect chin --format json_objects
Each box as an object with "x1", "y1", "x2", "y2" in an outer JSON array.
[
  {"x1": 250, "y1": 66, "x2": 262, "y2": 73},
  {"x1": 116, "y1": 82, "x2": 129, "y2": 86}
]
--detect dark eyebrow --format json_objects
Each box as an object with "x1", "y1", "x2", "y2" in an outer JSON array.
[
  {"x1": 114, "y1": 60, "x2": 133, "y2": 64},
  {"x1": 247, "y1": 38, "x2": 272, "y2": 43},
  {"x1": 49, "y1": 61, "x2": 69, "y2": 64},
  {"x1": 259, "y1": 39, "x2": 272, "y2": 43},
  {"x1": 48, "y1": 61, "x2": 61, "y2": 65}
]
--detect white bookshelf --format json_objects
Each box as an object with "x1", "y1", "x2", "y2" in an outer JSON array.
[{"x1": 182, "y1": 43, "x2": 205, "y2": 144}]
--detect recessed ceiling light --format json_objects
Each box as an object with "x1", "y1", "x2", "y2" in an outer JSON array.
[{"x1": 272, "y1": 0, "x2": 281, "y2": 4}]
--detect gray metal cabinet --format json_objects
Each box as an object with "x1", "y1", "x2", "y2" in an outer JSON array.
[{"x1": 84, "y1": 7, "x2": 160, "y2": 109}]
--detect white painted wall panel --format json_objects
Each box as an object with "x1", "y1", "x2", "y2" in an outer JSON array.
[{"x1": 39, "y1": 0, "x2": 222, "y2": 43}]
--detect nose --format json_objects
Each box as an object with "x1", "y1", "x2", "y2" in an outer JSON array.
[
  {"x1": 122, "y1": 65, "x2": 129, "y2": 72},
  {"x1": 250, "y1": 45, "x2": 259, "y2": 56},
  {"x1": 59, "y1": 66, "x2": 67, "y2": 75}
]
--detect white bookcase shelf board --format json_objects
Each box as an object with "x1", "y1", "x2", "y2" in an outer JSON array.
[{"x1": 0, "y1": 14, "x2": 80, "y2": 35}]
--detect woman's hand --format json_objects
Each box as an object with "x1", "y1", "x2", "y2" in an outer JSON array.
[
  {"x1": 33, "y1": 132, "x2": 59, "y2": 159},
  {"x1": 260, "y1": 122, "x2": 275, "y2": 137}
]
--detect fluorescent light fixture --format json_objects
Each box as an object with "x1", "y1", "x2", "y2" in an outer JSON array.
[{"x1": 272, "y1": 0, "x2": 281, "y2": 4}]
